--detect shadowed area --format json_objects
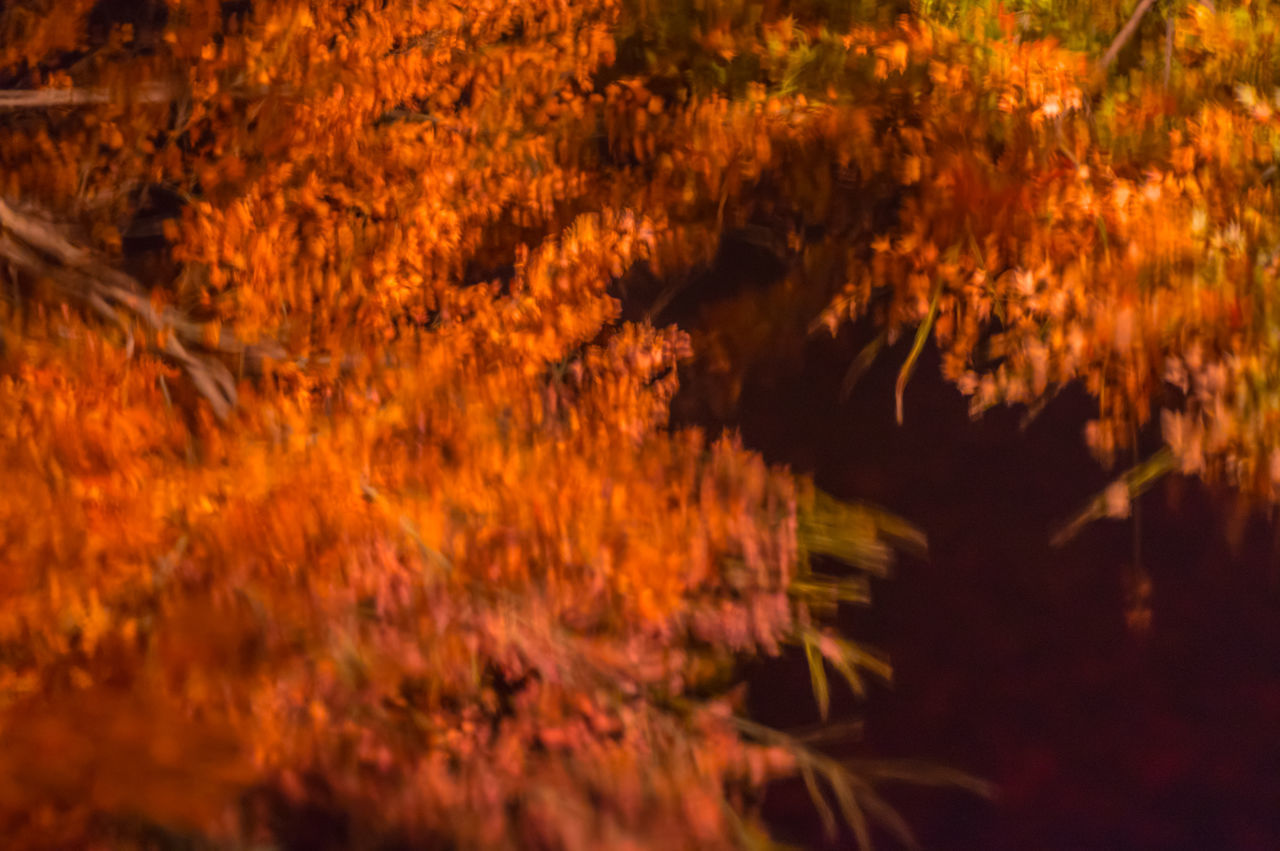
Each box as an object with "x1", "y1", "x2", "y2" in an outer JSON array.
[{"x1": 672, "y1": 321, "x2": 1280, "y2": 849}]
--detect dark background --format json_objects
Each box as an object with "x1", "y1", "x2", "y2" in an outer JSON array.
[{"x1": 673, "y1": 316, "x2": 1280, "y2": 850}]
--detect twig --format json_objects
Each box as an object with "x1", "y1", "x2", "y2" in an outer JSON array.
[
  {"x1": 1097, "y1": 0, "x2": 1158, "y2": 74},
  {"x1": 0, "y1": 80, "x2": 285, "y2": 112},
  {"x1": 0, "y1": 82, "x2": 180, "y2": 110},
  {"x1": 0, "y1": 198, "x2": 91, "y2": 265},
  {"x1": 643, "y1": 269, "x2": 692, "y2": 323},
  {"x1": 839, "y1": 331, "x2": 886, "y2": 401},
  {"x1": 0, "y1": 230, "x2": 239, "y2": 419},
  {"x1": 0, "y1": 196, "x2": 286, "y2": 420}
]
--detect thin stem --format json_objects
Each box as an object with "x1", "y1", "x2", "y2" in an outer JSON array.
[
  {"x1": 1098, "y1": 0, "x2": 1158, "y2": 74},
  {"x1": 0, "y1": 82, "x2": 179, "y2": 110},
  {"x1": 0, "y1": 196, "x2": 287, "y2": 420}
]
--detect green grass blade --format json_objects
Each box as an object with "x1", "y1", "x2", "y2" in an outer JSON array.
[
  {"x1": 1051, "y1": 446, "x2": 1175, "y2": 546},
  {"x1": 803, "y1": 631, "x2": 831, "y2": 720},
  {"x1": 895, "y1": 279, "x2": 943, "y2": 425}
]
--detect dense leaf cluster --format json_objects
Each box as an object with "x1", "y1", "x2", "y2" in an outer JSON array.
[
  {"x1": 0, "y1": 1, "x2": 924, "y2": 848},
  {"x1": 8, "y1": 0, "x2": 1268, "y2": 846}
]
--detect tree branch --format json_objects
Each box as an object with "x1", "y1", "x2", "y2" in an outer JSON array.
[
  {"x1": 0, "y1": 80, "x2": 284, "y2": 112},
  {"x1": 1097, "y1": 0, "x2": 1159, "y2": 74},
  {"x1": 0, "y1": 196, "x2": 286, "y2": 421},
  {"x1": 0, "y1": 82, "x2": 180, "y2": 110}
]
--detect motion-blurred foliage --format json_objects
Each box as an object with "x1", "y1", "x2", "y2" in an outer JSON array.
[{"x1": 2, "y1": 0, "x2": 1266, "y2": 847}]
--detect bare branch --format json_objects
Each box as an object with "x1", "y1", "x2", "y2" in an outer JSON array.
[
  {"x1": 0, "y1": 82, "x2": 180, "y2": 111},
  {"x1": 0, "y1": 80, "x2": 284, "y2": 112},
  {"x1": 0, "y1": 197, "x2": 91, "y2": 265},
  {"x1": 1097, "y1": 0, "x2": 1159, "y2": 74},
  {"x1": 0, "y1": 196, "x2": 287, "y2": 421}
]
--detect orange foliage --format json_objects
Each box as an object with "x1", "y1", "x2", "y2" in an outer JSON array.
[
  {"x1": 810, "y1": 3, "x2": 1280, "y2": 498},
  {"x1": 0, "y1": 0, "x2": 904, "y2": 847},
  {"x1": 29, "y1": 0, "x2": 1265, "y2": 842}
]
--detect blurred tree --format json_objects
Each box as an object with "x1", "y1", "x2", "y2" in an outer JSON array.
[
  {"x1": 24, "y1": 0, "x2": 1275, "y2": 846},
  {"x1": 0, "y1": 1, "x2": 965, "y2": 849}
]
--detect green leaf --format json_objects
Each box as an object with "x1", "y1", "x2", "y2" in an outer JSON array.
[
  {"x1": 803, "y1": 631, "x2": 831, "y2": 720},
  {"x1": 1051, "y1": 446, "x2": 1175, "y2": 546},
  {"x1": 896, "y1": 278, "x2": 943, "y2": 425}
]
